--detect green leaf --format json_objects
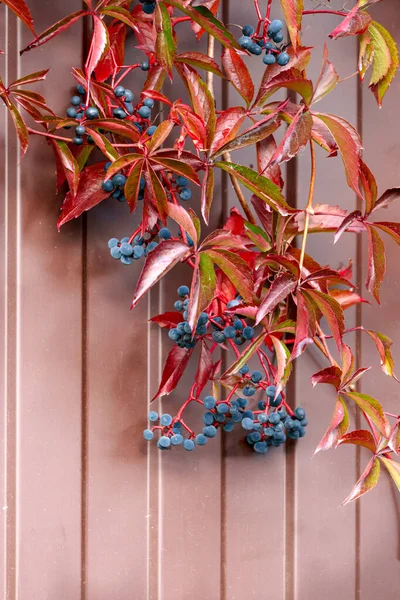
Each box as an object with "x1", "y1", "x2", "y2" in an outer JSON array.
[
  {"x1": 364, "y1": 329, "x2": 398, "y2": 380},
  {"x1": 315, "y1": 397, "x2": 349, "y2": 454},
  {"x1": 342, "y1": 457, "x2": 380, "y2": 505},
  {"x1": 204, "y1": 248, "x2": 253, "y2": 303},
  {"x1": 369, "y1": 22, "x2": 398, "y2": 106},
  {"x1": 187, "y1": 253, "x2": 217, "y2": 332},
  {"x1": 243, "y1": 222, "x2": 271, "y2": 252},
  {"x1": 366, "y1": 224, "x2": 386, "y2": 304},
  {"x1": 214, "y1": 162, "x2": 294, "y2": 216},
  {"x1": 124, "y1": 160, "x2": 144, "y2": 212},
  {"x1": 222, "y1": 333, "x2": 266, "y2": 378},
  {"x1": 379, "y1": 457, "x2": 400, "y2": 492},
  {"x1": 344, "y1": 391, "x2": 390, "y2": 437},
  {"x1": 155, "y1": 1, "x2": 176, "y2": 78}
]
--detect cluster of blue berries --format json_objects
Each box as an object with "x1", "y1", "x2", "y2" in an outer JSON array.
[
  {"x1": 65, "y1": 84, "x2": 99, "y2": 145},
  {"x1": 139, "y1": 0, "x2": 157, "y2": 15},
  {"x1": 238, "y1": 20, "x2": 290, "y2": 67},
  {"x1": 210, "y1": 298, "x2": 255, "y2": 346},
  {"x1": 168, "y1": 286, "x2": 209, "y2": 349},
  {"x1": 112, "y1": 85, "x2": 156, "y2": 126},
  {"x1": 143, "y1": 390, "x2": 307, "y2": 453},
  {"x1": 107, "y1": 235, "x2": 158, "y2": 265}
]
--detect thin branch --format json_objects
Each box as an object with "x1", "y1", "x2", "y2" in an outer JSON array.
[
  {"x1": 298, "y1": 140, "x2": 316, "y2": 278},
  {"x1": 206, "y1": 33, "x2": 215, "y2": 95},
  {"x1": 222, "y1": 152, "x2": 257, "y2": 224}
]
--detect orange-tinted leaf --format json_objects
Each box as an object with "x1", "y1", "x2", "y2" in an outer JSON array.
[
  {"x1": 195, "y1": 340, "x2": 214, "y2": 395},
  {"x1": 86, "y1": 16, "x2": 109, "y2": 75},
  {"x1": 344, "y1": 391, "x2": 390, "y2": 437},
  {"x1": 124, "y1": 160, "x2": 144, "y2": 212},
  {"x1": 364, "y1": 329, "x2": 398, "y2": 380},
  {"x1": 312, "y1": 45, "x2": 339, "y2": 104},
  {"x1": 337, "y1": 430, "x2": 377, "y2": 453},
  {"x1": 209, "y1": 106, "x2": 246, "y2": 156},
  {"x1": 188, "y1": 252, "x2": 216, "y2": 332},
  {"x1": 342, "y1": 457, "x2": 380, "y2": 505},
  {"x1": 147, "y1": 163, "x2": 168, "y2": 221},
  {"x1": 369, "y1": 21, "x2": 398, "y2": 106},
  {"x1": 315, "y1": 397, "x2": 349, "y2": 453},
  {"x1": 280, "y1": 0, "x2": 304, "y2": 53},
  {"x1": 166, "y1": 203, "x2": 199, "y2": 247},
  {"x1": 379, "y1": 457, "x2": 400, "y2": 492},
  {"x1": 222, "y1": 333, "x2": 266, "y2": 378},
  {"x1": 205, "y1": 248, "x2": 253, "y2": 303},
  {"x1": 366, "y1": 223, "x2": 386, "y2": 303},
  {"x1": 7, "y1": 99, "x2": 29, "y2": 156},
  {"x1": 311, "y1": 366, "x2": 342, "y2": 390},
  {"x1": 306, "y1": 290, "x2": 344, "y2": 352},
  {"x1": 329, "y1": 5, "x2": 372, "y2": 40},
  {"x1": 222, "y1": 47, "x2": 254, "y2": 106},
  {"x1": 291, "y1": 291, "x2": 315, "y2": 359},
  {"x1": 255, "y1": 68, "x2": 313, "y2": 107},
  {"x1": 176, "y1": 52, "x2": 224, "y2": 77}
]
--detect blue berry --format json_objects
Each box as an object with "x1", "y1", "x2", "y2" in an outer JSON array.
[
  {"x1": 204, "y1": 396, "x2": 216, "y2": 409},
  {"x1": 147, "y1": 125, "x2": 157, "y2": 135},
  {"x1": 242, "y1": 24, "x2": 255, "y2": 36},
  {"x1": 76, "y1": 84, "x2": 85, "y2": 95},
  {"x1": 288, "y1": 429, "x2": 300, "y2": 440},
  {"x1": 203, "y1": 412, "x2": 215, "y2": 426},
  {"x1": 66, "y1": 107, "x2": 77, "y2": 118},
  {"x1": 301, "y1": 418, "x2": 308, "y2": 427},
  {"x1": 121, "y1": 237, "x2": 130, "y2": 243},
  {"x1": 147, "y1": 241, "x2": 158, "y2": 253},
  {"x1": 196, "y1": 433, "x2": 207, "y2": 446},
  {"x1": 233, "y1": 319, "x2": 243, "y2": 330},
  {"x1": 133, "y1": 245, "x2": 145, "y2": 259},
  {"x1": 110, "y1": 246, "x2": 122, "y2": 260},
  {"x1": 141, "y1": 61, "x2": 149, "y2": 71},
  {"x1": 143, "y1": 97, "x2": 154, "y2": 108},
  {"x1": 179, "y1": 187, "x2": 192, "y2": 201},
  {"x1": 124, "y1": 89, "x2": 134, "y2": 102},
  {"x1": 269, "y1": 413, "x2": 280, "y2": 425},
  {"x1": 73, "y1": 136, "x2": 83, "y2": 145},
  {"x1": 174, "y1": 301, "x2": 183, "y2": 311},
  {"x1": 269, "y1": 19, "x2": 283, "y2": 34},
  {"x1": 224, "y1": 326, "x2": 236, "y2": 339},
  {"x1": 217, "y1": 403, "x2": 229, "y2": 414},
  {"x1": 242, "y1": 417, "x2": 255, "y2": 431},
  {"x1": 159, "y1": 227, "x2": 171, "y2": 239},
  {"x1": 86, "y1": 106, "x2": 99, "y2": 119},
  {"x1": 266, "y1": 385, "x2": 277, "y2": 397},
  {"x1": 108, "y1": 238, "x2": 119, "y2": 249},
  {"x1": 273, "y1": 31, "x2": 284, "y2": 43},
  {"x1": 258, "y1": 413, "x2": 268, "y2": 424},
  {"x1": 148, "y1": 411, "x2": 159, "y2": 422},
  {"x1": 142, "y1": 3, "x2": 156, "y2": 14},
  {"x1": 71, "y1": 95, "x2": 81, "y2": 106},
  {"x1": 183, "y1": 299, "x2": 190, "y2": 309},
  {"x1": 238, "y1": 35, "x2": 252, "y2": 49},
  {"x1": 243, "y1": 410, "x2": 254, "y2": 420},
  {"x1": 160, "y1": 414, "x2": 173, "y2": 427},
  {"x1": 112, "y1": 174, "x2": 127, "y2": 187},
  {"x1": 224, "y1": 422, "x2": 235, "y2": 432},
  {"x1": 177, "y1": 285, "x2": 189, "y2": 297},
  {"x1": 211, "y1": 316, "x2": 223, "y2": 328},
  {"x1": 114, "y1": 108, "x2": 127, "y2": 119},
  {"x1": 243, "y1": 385, "x2": 255, "y2": 397},
  {"x1": 248, "y1": 431, "x2": 262, "y2": 443},
  {"x1": 120, "y1": 255, "x2": 133, "y2": 265},
  {"x1": 138, "y1": 105, "x2": 151, "y2": 119},
  {"x1": 143, "y1": 429, "x2": 154, "y2": 441},
  {"x1": 171, "y1": 434, "x2": 184, "y2": 446},
  {"x1": 251, "y1": 371, "x2": 263, "y2": 384},
  {"x1": 75, "y1": 125, "x2": 86, "y2": 136},
  {"x1": 242, "y1": 326, "x2": 255, "y2": 340},
  {"x1": 232, "y1": 412, "x2": 243, "y2": 423},
  {"x1": 198, "y1": 312, "x2": 209, "y2": 325},
  {"x1": 158, "y1": 436, "x2": 171, "y2": 449},
  {"x1": 183, "y1": 439, "x2": 195, "y2": 451},
  {"x1": 203, "y1": 425, "x2": 217, "y2": 438},
  {"x1": 294, "y1": 407, "x2": 306, "y2": 420},
  {"x1": 87, "y1": 136, "x2": 94, "y2": 144},
  {"x1": 104, "y1": 161, "x2": 112, "y2": 171},
  {"x1": 258, "y1": 400, "x2": 266, "y2": 410},
  {"x1": 249, "y1": 43, "x2": 262, "y2": 55},
  {"x1": 120, "y1": 243, "x2": 133, "y2": 256},
  {"x1": 263, "y1": 53, "x2": 276, "y2": 65},
  {"x1": 111, "y1": 189, "x2": 122, "y2": 199},
  {"x1": 298, "y1": 427, "x2": 306, "y2": 438},
  {"x1": 277, "y1": 52, "x2": 290, "y2": 66},
  {"x1": 168, "y1": 328, "x2": 180, "y2": 341},
  {"x1": 75, "y1": 111, "x2": 84, "y2": 121},
  {"x1": 175, "y1": 176, "x2": 188, "y2": 188},
  {"x1": 114, "y1": 85, "x2": 125, "y2": 97},
  {"x1": 233, "y1": 335, "x2": 245, "y2": 346},
  {"x1": 239, "y1": 364, "x2": 249, "y2": 375},
  {"x1": 212, "y1": 331, "x2": 225, "y2": 344},
  {"x1": 254, "y1": 441, "x2": 268, "y2": 454},
  {"x1": 102, "y1": 180, "x2": 114, "y2": 192},
  {"x1": 238, "y1": 398, "x2": 248, "y2": 408}
]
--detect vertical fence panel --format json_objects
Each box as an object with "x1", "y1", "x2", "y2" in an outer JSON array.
[
  {"x1": 293, "y1": 5, "x2": 358, "y2": 598},
  {"x1": 15, "y1": 1, "x2": 84, "y2": 598},
  {"x1": 359, "y1": 2, "x2": 400, "y2": 597}
]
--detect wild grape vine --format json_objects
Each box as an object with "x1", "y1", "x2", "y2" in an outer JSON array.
[{"x1": 2, "y1": 0, "x2": 400, "y2": 504}]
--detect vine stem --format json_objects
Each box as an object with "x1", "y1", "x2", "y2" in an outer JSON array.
[
  {"x1": 302, "y1": 9, "x2": 347, "y2": 17},
  {"x1": 206, "y1": 33, "x2": 215, "y2": 96},
  {"x1": 298, "y1": 140, "x2": 316, "y2": 279},
  {"x1": 27, "y1": 127, "x2": 71, "y2": 143}
]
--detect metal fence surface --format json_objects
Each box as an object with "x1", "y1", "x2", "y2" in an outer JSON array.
[{"x1": 1, "y1": 1, "x2": 400, "y2": 599}]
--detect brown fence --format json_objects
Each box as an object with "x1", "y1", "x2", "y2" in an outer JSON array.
[{"x1": 1, "y1": 1, "x2": 400, "y2": 598}]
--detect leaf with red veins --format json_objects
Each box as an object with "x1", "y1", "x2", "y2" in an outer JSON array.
[
  {"x1": 342, "y1": 457, "x2": 380, "y2": 505},
  {"x1": 312, "y1": 44, "x2": 339, "y2": 105},
  {"x1": 149, "y1": 311, "x2": 183, "y2": 328},
  {"x1": 154, "y1": 148, "x2": 204, "y2": 171},
  {"x1": 52, "y1": 141, "x2": 80, "y2": 197},
  {"x1": 305, "y1": 290, "x2": 344, "y2": 352},
  {"x1": 359, "y1": 160, "x2": 378, "y2": 215},
  {"x1": 153, "y1": 345, "x2": 194, "y2": 399},
  {"x1": 279, "y1": 0, "x2": 304, "y2": 53},
  {"x1": 195, "y1": 341, "x2": 214, "y2": 395},
  {"x1": 301, "y1": 267, "x2": 354, "y2": 289},
  {"x1": 86, "y1": 16, "x2": 109, "y2": 76},
  {"x1": 256, "y1": 46, "x2": 312, "y2": 97},
  {"x1": 243, "y1": 222, "x2": 272, "y2": 252},
  {"x1": 131, "y1": 240, "x2": 190, "y2": 308},
  {"x1": 291, "y1": 291, "x2": 315, "y2": 359},
  {"x1": 290, "y1": 203, "x2": 366, "y2": 235},
  {"x1": 99, "y1": 5, "x2": 141, "y2": 30},
  {"x1": 269, "y1": 109, "x2": 313, "y2": 166},
  {"x1": 251, "y1": 196, "x2": 273, "y2": 236},
  {"x1": 257, "y1": 135, "x2": 284, "y2": 189},
  {"x1": 204, "y1": 248, "x2": 254, "y2": 303},
  {"x1": 379, "y1": 457, "x2": 400, "y2": 492},
  {"x1": 178, "y1": 64, "x2": 216, "y2": 146},
  {"x1": 3, "y1": 0, "x2": 35, "y2": 33},
  {"x1": 9, "y1": 69, "x2": 49, "y2": 88},
  {"x1": 314, "y1": 113, "x2": 363, "y2": 199},
  {"x1": 254, "y1": 68, "x2": 313, "y2": 108},
  {"x1": 200, "y1": 164, "x2": 214, "y2": 225},
  {"x1": 155, "y1": 1, "x2": 176, "y2": 79},
  {"x1": 343, "y1": 367, "x2": 371, "y2": 389},
  {"x1": 211, "y1": 111, "x2": 283, "y2": 159},
  {"x1": 315, "y1": 397, "x2": 349, "y2": 454},
  {"x1": 176, "y1": 52, "x2": 224, "y2": 78},
  {"x1": 330, "y1": 289, "x2": 369, "y2": 311},
  {"x1": 124, "y1": 160, "x2": 144, "y2": 212},
  {"x1": 166, "y1": 203, "x2": 199, "y2": 247},
  {"x1": 372, "y1": 222, "x2": 400, "y2": 245},
  {"x1": 190, "y1": 0, "x2": 220, "y2": 40},
  {"x1": 85, "y1": 128, "x2": 119, "y2": 162},
  {"x1": 257, "y1": 254, "x2": 300, "y2": 278},
  {"x1": 365, "y1": 224, "x2": 386, "y2": 303},
  {"x1": 201, "y1": 229, "x2": 249, "y2": 251},
  {"x1": 222, "y1": 47, "x2": 254, "y2": 107},
  {"x1": 364, "y1": 329, "x2": 399, "y2": 380},
  {"x1": 311, "y1": 115, "x2": 338, "y2": 155},
  {"x1": 57, "y1": 162, "x2": 110, "y2": 229},
  {"x1": 255, "y1": 273, "x2": 297, "y2": 326},
  {"x1": 151, "y1": 156, "x2": 200, "y2": 186},
  {"x1": 269, "y1": 335, "x2": 292, "y2": 395},
  {"x1": 209, "y1": 107, "x2": 246, "y2": 156},
  {"x1": 187, "y1": 253, "x2": 217, "y2": 332},
  {"x1": 311, "y1": 366, "x2": 342, "y2": 390},
  {"x1": 143, "y1": 90, "x2": 173, "y2": 106},
  {"x1": 143, "y1": 64, "x2": 167, "y2": 92},
  {"x1": 329, "y1": 5, "x2": 372, "y2": 40},
  {"x1": 389, "y1": 423, "x2": 400, "y2": 455},
  {"x1": 95, "y1": 22, "x2": 126, "y2": 82},
  {"x1": 222, "y1": 333, "x2": 267, "y2": 379},
  {"x1": 174, "y1": 105, "x2": 208, "y2": 150},
  {"x1": 344, "y1": 391, "x2": 390, "y2": 438},
  {"x1": 146, "y1": 163, "x2": 169, "y2": 222},
  {"x1": 83, "y1": 118, "x2": 140, "y2": 142},
  {"x1": 21, "y1": 9, "x2": 88, "y2": 54}
]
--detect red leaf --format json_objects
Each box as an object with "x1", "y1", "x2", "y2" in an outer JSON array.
[
  {"x1": 222, "y1": 47, "x2": 254, "y2": 106},
  {"x1": 124, "y1": 160, "x2": 144, "y2": 212},
  {"x1": 306, "y1": 290, "x2": 344, "y2": 352},
  {"x1": 166, "y1": 203, "x2": 199, "y2": 247},
  {"x1": 7, "y1": 99, "x2": 29, "y2": 157},
  {"x1": 3, "y1": 0, "x2": 35, "y2": 34},
  {"x1": 175, "y1": 52, "x2": 224, "y2": 78},
  {"x1": 151, "y1": 156, "x2": 200, "y2": 186},
  {"x1": 153, "y1": 345, "x2": 194, "y2": 399},
  {"x1": 204, "y1": 249, "x2": 253, "y2": 303},
  {"x1": 257, "y1": 135, "x2": 284, "y2": 189},
  {"x1": 269, "y1": 109, "x2": 313, "y2": 165},
  {"x1": 344, "y1": 391, "x2": 390, "y2": 437},
  {"x1": 312, "y1": 44, "x2": 339, "y2": 104},
  {"x1": 52, "y1": 140, "x2": 80, "y2": 197},
  {"x1": 255, "y1": 68, "x2": 313, "y2": 107},
  {"x1": 95, "y1": 22, "x2": 126, "y2": 82},
  {"x1": 21, "y1": 10, "x2": 88, "y2": 54},
  {"x1": 155, "y1": 1, "x2": 176, "y2": 79},
  {"x1": 209, "y1": 107, "x2": 246, "y2": 156},
  {"x1": 369, "y1": 187, "x2": 400, "y2": 215},
  {"x1": 201, "y1": 165, "x2": 214, "y2": 225},
  {"x1": 188, "y1": 253, "x2": 217, "y2": 332},
  {"x1": 334, "y1": 210, "x2": 363, "y2": 244},
  {"x1": 256, "y1": 273, "x2": 297, "y2": 325},
  {"x1": 86, "y1": 16, "x2": 109, "y2": 76},
  {"x1": 330, "y1": 289, "x2": 368, "y2": 311},
  {"x1": 315, "y1": 396, "x2": 349, "y2": 454},
  {"x1": 364, "y1": 329, "x2": 398, "y2": 380},
  {"x1": 291, "y1": 292, "x2": 315, "y2": 359},
  {"x1": 57, "y1": 162, "x2": 109, "y2": 229},
  {"x1": 311, "y1": 366, "x2": 342, "y2": 390},
  {"x1": 329, "y1": 5, "x2": 372, "y2": 40},
  {"x1": 366, "y1": 224, "x2": 386, "y2": 303},
  {"x1": 195, "y1": 341, "x2": 213, "y2": 395},
  {"x1": 190, "y1": 0, "x2": 220, "y2": 40},
  {"x1": 9, "y1": 69, "x2": 48, "y2": 88},
  {"x1": 279, "y1": 0, "x2": 304, "y2": 53},
  {"x1": 372, "y1": 221, "x2": 400, "y2": 245},
  {"x1": 178, "y1": 65, "x2": 215, "y2": 146},
  {"x1": 337, "y1": 430, "x2": 377, "y2": 453},
  {"x1": 131, "y1": 240, "x2": 190, "y2": 308},
  {"x1": 146, "y1": 163, "x2": 168, "y2": 221},
  {"x1": 342, "y1": 457, "x2": 380, "y2": 505},
  {"x1": 150, "y1": 311, "x2": 183, "y2": 328}
]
